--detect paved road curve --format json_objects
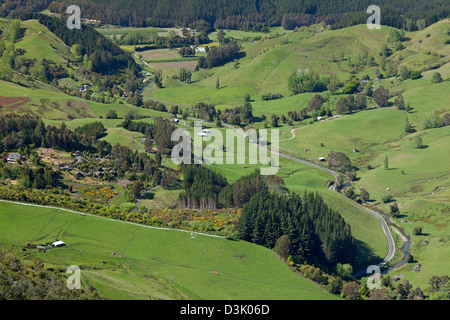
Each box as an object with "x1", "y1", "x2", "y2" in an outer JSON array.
[{"x1": 223, "y1": 124, "x2": 396, "y2": 275}]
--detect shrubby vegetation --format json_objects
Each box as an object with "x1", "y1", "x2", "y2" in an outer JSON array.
[
  {"x1": 193, "y1": 102, "x2": 254, "y2": 126},
  {"x1": 74, "y1": 121, "x2": 106, "y2": 139},
  {"x1": 0, "y1": 185, "x2": 238, "y2": 233},
  {"x1": 288, "y1": 69, "x2": 328, "y2": 95},
  {"x1": 0, "y1": 250, "x2": 104, "y2": 300},
  {"x1": 422, "y1": 114, "x2": 446, "y2": 130},
  {"x1": 198, "y1": 42, "x2": 242, "y2": 69},
  {"x1": 0, "y1": 113, "x2": 164, "y2": 182}
]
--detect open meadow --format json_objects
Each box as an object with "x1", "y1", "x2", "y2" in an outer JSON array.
[{"x1": 0, "y1": 201, "x2": 337, "y2": 300}]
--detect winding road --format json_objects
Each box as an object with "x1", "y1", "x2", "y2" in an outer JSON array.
[
  {"x1": 223, "y1": 123, "x2": 397, "y2": 276},
  {"x1": 0, "y1": 119, "x2": 401, "y2": 278}
]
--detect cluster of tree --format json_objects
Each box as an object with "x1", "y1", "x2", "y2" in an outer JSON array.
[
  {"x1": 108, "y1": 143, "x2": 160, "y2": 178},
  {"x1": 179, "y1": 166, "x2": 286, "y2": 210},
  {"x1": 238, "y1": 189, "x2": 355, "y2": 268},
  {"x1": 327, "y1": 151, "x2": 354, "y2": 173},
  {"x1": 3, "y1": 0, "x2": 448, "y2": 34},
  {"x1": 192, "y1": 101, "x2": 254, "y2": 126},
  {"x1": 120, "y1": 118, "x2": 153, "y2": 136},
  {"x1": 333, "y1": 0, "x2": 450, "y2": 31},
  {"x1": 218, "y1": 103, "x2": 254, "y2": 126},
  {"x1": 0, "y1": 0, "x2": 52, "y2": 19},
  {"x1": 142, "y1": 99, "x2": 167, "y2": 112},
  {"x1": 336, "y1": 93, "x2": 367, "y2": 114},
  {"x1": 0, "y1": 114, "x2": 42, "y2": 152},
  {"x1": 288, "y1": 69, "x2": 328, "y2": 95},
  {"x1": 74, "y1": 121, "x2": 106, "y2": 139},
  {"x1": 0, "y1": 250, "x2": 104, "y2": 300},
  {"x1": 0, "y1": 113, "x2": 161, "y2": 181},
  {"x1": 178, "y1": 68, "x2": 192, "y2": 83},
  {"x1": 281, "y1": 13, "x2": 342, "y2": 30},
  {"x1": 35, "y1": 0, "x2": 445, "y2": 32},
  {"x1": 373, "y1": 86, "x2": 390, "y2": 108},
  {"x1": 178, "y1": 164, "x2": 228, "y2": 209},
  {"x1": 193, "y1": 102, "x2": 217, "y2": 122},
  {"x1": 261, "y1": 93, "x2": 283, "y2": 101},
  {"x1": 422, "y1": 113, "x2": 447, "y2": 130},
  {"x1": 121, "y1": 116, "x2": 176, "y2": 154},
  {"x1": 213, "y1": 13, "x2": 269, "y2": 32},
  {"x1": 218, "y1": 171, "x2": 269, "y2": 208},
  {"x1": 151, "y1": 117, "x2": 177, "y2": 154},
  {"x1": 131, "y1": 32, "x2": 210, "y2": 50},
  {"x1": 341, "y1": 274, "x2": 450, "y2": 300},
  {"x1": 287, "y1": 109, "x2": 309, "y2": 122},
  {"x1": 198, "y1": 42, "x2": 242, "y2": 69},
  {"x1": 178, "y1": 46, "x2": 196, "y2": 57}
]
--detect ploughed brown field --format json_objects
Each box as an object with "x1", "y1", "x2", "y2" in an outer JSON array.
[{"x1": 0, "y1": 96, "x2": 31, "y2": 109}]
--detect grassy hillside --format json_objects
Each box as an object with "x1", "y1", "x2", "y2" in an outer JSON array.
[
  {"x1": 0, "y1": 201, "x2": 337, "y2": 300},
  {"x1": 0, "y1": 15, "x2": 448, "y2": 296},
  {"x1": 148, "y1": 24, "x2": 392, "y2": 107},
  {"x1": 189, "y1": 124, "x2": 390, "y2": 270},
  {"x1": 142, "y1": 21, "x2": 450, "y2": 289},
  {"x1": 15, "y1": 19, "x2": 71, "y2": 63}
]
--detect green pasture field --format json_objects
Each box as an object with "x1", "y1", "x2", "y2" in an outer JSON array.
[
  {"x1": 208, "y1": 27, "x2": 288, "y2": 43},
  {"x1": 1, "y1": 16, "x2": 449, "y2": 296},
  {"x1": 172, "y1": 124, "x2": 389, "y2": 270},
  {"x1": 100, "y1": 127, "x2": 146, "y2": 151},
  {"x1": 0, "y1": 80, "x2": 171, "y2": 121},
  {"x1": 15, "y1": 19, "x2": 70, "y2": 63},
  {"x1": 0, "y1": 201, "x2": 337, "y2": 300},
  {"x1": 148, "y1": 24, "x2": 393, "y2": 107},
  {"x1": 139, "y1": 188, "x2": 182, "y2": 211},
  {"x1": 96, "y1": 26, "x2": 168, "y2": 37}
]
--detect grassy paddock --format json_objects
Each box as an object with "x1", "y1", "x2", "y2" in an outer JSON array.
[{"x1": 0, "y1": 201, "x2": 336, "y2": 300}]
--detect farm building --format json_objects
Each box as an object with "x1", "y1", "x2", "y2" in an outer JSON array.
[
  {"x1": 93, "y1": 171, "x2": 104, "y2": 178},
  {"x1": 7, "y1": 153, "x2": 23, "y2": 163},
  {"x1": 75, "y1": 171, "x2": 85, "y2": 179},
  {"x1": 195, "y1": 46, "x2": 206, "y2": 53},
  {"x1": 78, "y1": 85, "x2": 90, "y2": 92},
  {"x1": 51, "y1": 240, "x2": 65, "y2": 248},
  {"x1": 318, "y1": 157, "x2": 326, "y2": 162}
]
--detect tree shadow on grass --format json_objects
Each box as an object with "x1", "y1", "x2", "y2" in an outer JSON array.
[
  {"x1": 141, "y1": 192, "x2": 154, "y2": 200},
  {"x1": 352, "y1": 239, "x2": 384, "y2": 278}
]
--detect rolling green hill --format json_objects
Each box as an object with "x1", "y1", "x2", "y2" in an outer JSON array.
[
  {"x1": 0, "y1": 201, "x2": 337, "y2": 300},
  {"x1": 0, "y1": 15, "x2": 449, "y2": 299},
  {"x1": 144, "y1": 21, "x2": 450, "y2": 289}
]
